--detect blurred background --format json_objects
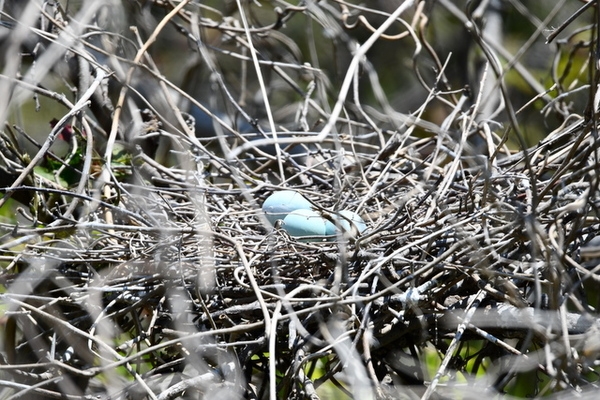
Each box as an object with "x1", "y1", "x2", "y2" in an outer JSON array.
[{"x1": 1, "y1": 0, "x2": 591, "y2": 160}]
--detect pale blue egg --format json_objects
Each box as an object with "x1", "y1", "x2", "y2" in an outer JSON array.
[
  {"x1": 325, "y1": 210, "x2": 367, "y2": 237},
  {"x1": 325, "y1": 218, "x2": 337, "y2": 236},
  {"x1": 338, "y1": 210, "x2": 367, "y2": 234},
  {"x1": 262, "y1": 190, "x2": 312, "y2": 225},
  {"x1": 282, "y1": 209, "x2": 327, "y2": 239}
]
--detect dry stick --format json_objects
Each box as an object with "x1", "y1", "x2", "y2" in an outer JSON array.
[
  {"x1": 5, "y1": 376, "x2": 66, "y2": 400},
  {"x1": 185, "y1": 18, "x2": 261, "y2": 165},
  {"x1": 104, "y1": 2, "x2": 193, "y2": 239},
  {"x1": 546, "y1": 0, "x2": 595, "y2": 44},
  {"x1": 235, "y1": 0, "x2": 286, "y2": 183},
  {"x1": 449, "y1": 309, "x2": 549, "y2": 374},
  {"x1": 494, "y1": 1, "x2": 566, "y2": 105},
  {"x1": 128, "y1": 26, "x2": 197, "y2": 146},
  {"x1": 227, "y1": 0, "x2": 416, "y2": 160},
  {"x1": 428, "y1": 62, "x2": 489, "y2": 216},
  {"x1": 3, "y1": 294, "x2": 158, "y2": 400},
  {"x1": 320, "y1": 317, "x2": 375, "y2": 399},
  {"x1": 351, "y1": 57, "x2": 384, "y2": 148},
  {"x1": 102, "y1": 0, "x2": 192, "y2": 199},
  {"x1": 9, "y1": 2, "x2": 104, "y2": 107},
  {"x1": 266, "y1": 282, "x2": 350, "y2": 399},
  {"x1": 211, "y1": 231, "x2": 272, "y2": 338},
  {"x1": 355, "y1": 54, "x2": 453, "y2": 215},
  {"x1": 99, "y1": 320, "x2": 265, "y2": 375},
  {"x1": 269, "y1": 301, "x2": 283, "y2": 400},
  {"x1": 438, "y1": 0, "x2": 553, "y2": 106},
  {"x1": 0, "y1": 75, "x2": 102, "y2": 228},
  {"x1": 362, "y1": 329, "x2": 384, "y2": 398},
  {"x1": 350, "y1": 215, "x2": 513, "y2": 304},
  {"x1": 0, "y1": 69, "x2": 105, "y2": 209},
  {"x1": 156, "y1": 361, "x2": 239, "y2": 400},
  {"x1": 54, "y1": 99, "x2": 96, "y2": 223},
  {"x1": 422, "y1": 290, "x2": 486, "y2": 400}
]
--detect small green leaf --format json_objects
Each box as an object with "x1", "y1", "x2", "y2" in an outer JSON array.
[{"x1": 34, "y1": 165, "x2": 69, "y2": 188}]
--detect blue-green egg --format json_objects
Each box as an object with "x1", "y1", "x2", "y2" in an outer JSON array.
[
  {"x1": 282, "y1": 209, "x2": 328, "y2": 239},
  {"x1": 325, "y1": 218, "x2": 337, "y2": 236},
  {"x1": 338, "y1": 210, "x2": 367, "y2": 234},
  {"x1": 325, "y1": 210, "x2": 367, "y2": 237},
  {"x1": 262, "y1": 190, "x2": 312, "y2": 225}
]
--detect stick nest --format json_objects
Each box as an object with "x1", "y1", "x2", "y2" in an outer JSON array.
[{"x1": 1, "y1": 1, "x2": 600, "y2": 399}]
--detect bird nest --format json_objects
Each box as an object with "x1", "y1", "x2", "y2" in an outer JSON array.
[
  {"x1": 1, "y1": 1, "x2": 600, "y2": 400},
  {"x1": 2, "y1": 109, "x2": 600, "y2": 399}
]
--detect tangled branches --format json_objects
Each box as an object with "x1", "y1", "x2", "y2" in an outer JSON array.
[{"x1": 1, "y1": 1, "x2": 600, "y2": 399}]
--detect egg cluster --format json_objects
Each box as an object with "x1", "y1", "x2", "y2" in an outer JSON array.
[{"x1": 262, "y1": 190, "x2": 367, "y2": 241}]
